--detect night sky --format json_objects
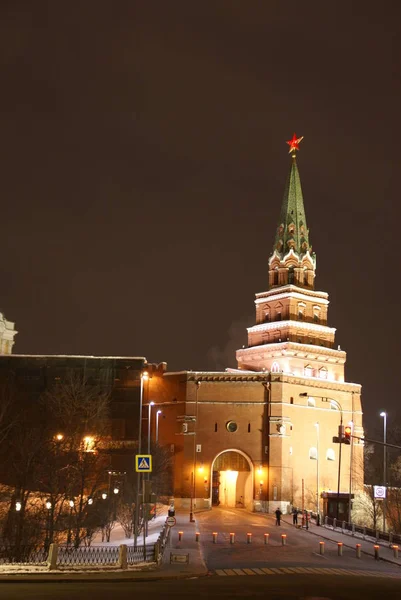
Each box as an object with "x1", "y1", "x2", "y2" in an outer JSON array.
[{"x1": 1, "y1": 2, "x2": 400, "y2": 435}]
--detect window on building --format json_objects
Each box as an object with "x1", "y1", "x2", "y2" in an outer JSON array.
[
  {"x1": 307, "y1": 396, "x2": 315, "y2": 407},
  {"x1": 326, "y1": 449, "x2": 335, "y2": 461},
  {"x1": 304, "y1": 365, "x2": 313, "y2": 377},
  {"x1": 309, "y1": 447, "x2": 317, "y2": 460},
  {"x1": 214, "y1": 423, "x2": 218, "y2": 432},
  {"x1": 248, "y1": 423, "x2": 251, "y2": 433},
  {"x1": 271, "y1": 361, "x2": 280, "y2": 373},
  {"x1": 319, "y1": 368, "x2": 328, "y2": 380},
  {"x1": 314, "y1": 313, "x2": 319, "y2": 323},
  {"x1": 276, "y1": 311, "x2": 282, "y2": 321},
  {"x1": 330, "y1": 401, "x2": 339, "y2": 411},
  {"x1": 288, "y1": 267, "x2": 294, "y2": 284},
  {"x1": 298, "y1": 311, "x2": 303, "y2": 320}
]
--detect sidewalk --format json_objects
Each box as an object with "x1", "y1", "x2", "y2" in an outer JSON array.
[
  {"x1": 282, "y1": 517, "x2": 401, "y2": 568},
  {"x1": 0, "y1": 509, "x2": 208, "y2": 583}
]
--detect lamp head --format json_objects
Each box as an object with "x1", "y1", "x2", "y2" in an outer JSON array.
[{"x1": 380, "y1": 412, "x2": 386, "y2": 417}]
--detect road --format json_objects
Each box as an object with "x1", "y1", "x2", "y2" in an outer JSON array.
[
  {"x1": 196, "y1": 507, "x2": 401, "y2": 574},
  {"x1": 1, "y1": 507, "x2": 401, "y2": 599}
]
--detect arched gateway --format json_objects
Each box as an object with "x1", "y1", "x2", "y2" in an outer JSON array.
[{"x1": 210, "y1": 449, "x2": 253, "y2": 509}]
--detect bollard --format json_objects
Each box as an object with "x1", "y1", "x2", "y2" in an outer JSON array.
[
  {"x1": 230, "y1": 532, "x2": 235, "y2": 544},
  {"x1": 319, "y1": 541, "x2": 325, "y2": 555},
  {"x1": 178, "y1": 531, "x2": 183, "y2": 541},
  {"x1": 247, "y1": 532, "x2": 252, "y2": 544},
  {"x1": 195, "y1": 532, "x2": 200, "y2": 542},
  {"x1": 281, "y1": 534, "x2": 287, "y2": 546},
  {"x1": 337, "y1": 542, "x2": 343, "y2": 556},
  {"x1": 393, "y1": 545, "x2": 399, "y2": 559},
  {"x1": 118, "y1": 544, "x2": 128, "y2": 570},
  {"x1": 264, "y1": 533, "x2": 269, "y2": 545},
  {"x1": 374, "y1": 545, "x2": 380, "y2": 560},
  {"x1": 356, "y1": 543, "x2": 361, "y2": 559},
  {"x1": 212, "y1": 532, "x2": 218, "y2": 544}
]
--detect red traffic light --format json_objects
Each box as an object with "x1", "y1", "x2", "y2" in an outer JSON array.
[{"x1": 344, "y1": 426, "x2": 352, "y2": 443}]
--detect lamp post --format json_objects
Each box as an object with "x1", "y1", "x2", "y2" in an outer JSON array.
[
  {"x1": 156, "y1": 410, "x2": 162, "y2": 444},
  {"x1": 134, "y1": 370, "x2": 149, "y2": 549},
  {"x1": 148, "y1": 402, "x2": 154, "y2": 454},
  {"x1": 380, "y1": 411, "x2": 387, "y2": 533},
  {"x1": 300, "y1": 393, "x2": 344, "y2": 520},
  {"x1": 315, "y1": 422, "x2": 320, "y2": 524}
]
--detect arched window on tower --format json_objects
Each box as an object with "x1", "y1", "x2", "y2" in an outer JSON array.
[
  {"x1": 271, "y1": 361, "x2": 280, "y2": 373},
  {"x1": 274, "y1": 268, "x2": 279, "y2": 285},
  {"x1": 288, "y1": 266, "x2": 294, "y2": 284}
]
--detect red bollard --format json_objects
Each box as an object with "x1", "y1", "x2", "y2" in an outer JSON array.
[
  {"x1": 374, "y1": 545, "x2": 380, "y2": 560},
  {"x1": 212, "y1": 532, "x2": 218, "y2": 544},
  {"x1": 281, "y1": 534, "x2": 287, "y2": 546},
  {"x1": 230, "y1": 532, "x2": 235, "y2": 544},
  {"x1": 319, "y1": 541, "x2": 325, "y2": 555},
  {"x1": 247, "y1": 532, "x2": 252, "y2": 544},
  {"x1": 195, "y1": 532, "x2": 200, "y2": 542},
  {"x1": 393, "y1": 545, "x2": 399, "y2": 559},
  {"x1": 338, "y1": 542, "x2": 343, "y2": 556},
  {"x1": 356, "y1": 544, "x2": 361, "y2": 558},
  {"x1": 264, "y1": 533, "x2": 269, "y2": 545},
  {"x1": 178, "y1": 531, "x2": 183, "y2": 541}
]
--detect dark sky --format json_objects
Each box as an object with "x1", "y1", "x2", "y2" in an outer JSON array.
[{"x1": 1, "y1": 2, "x2": 400, "y2": 435}]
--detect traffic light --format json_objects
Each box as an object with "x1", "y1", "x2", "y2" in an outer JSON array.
[{"x1": 344, "y1": 425, "x2": 352, "y2": 444}]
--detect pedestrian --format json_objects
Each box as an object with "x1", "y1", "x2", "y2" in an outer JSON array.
[
  {"x1": 275, "y1": 507, "x2": 282, "y2": 526},
  {"x1": 292, "y1": 507, "x2": 298, "y2": 525}
]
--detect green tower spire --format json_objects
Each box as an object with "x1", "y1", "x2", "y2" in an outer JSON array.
[
  {"x1": 268, "y1": 134, "x2": 316, "y2": 290},
  {"x1": 272, "y1": 154, "x2": 311, "y2": 258}
]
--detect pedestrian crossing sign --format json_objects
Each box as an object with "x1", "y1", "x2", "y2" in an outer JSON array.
[{"x1": 135, "y1": 454, "x2": 152, "y2": 472}]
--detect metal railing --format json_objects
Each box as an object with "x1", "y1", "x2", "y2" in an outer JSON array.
[
  {"x1": 323, "y1": 516, "x2": 401, "y2": 545},
  {"x1": 58, "y1": 545, "x2": 120, "y2": 566},
  {"x1": 0, "y1": 545, "x2": 47, "y2": 565}
]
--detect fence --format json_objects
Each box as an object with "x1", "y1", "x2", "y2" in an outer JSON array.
[
  {"x1": 323, "y1": 516, "x2": 401, "y2": 545},
  {"x1": 0, "y1": 520, "x2": 172, "y2": 569}
]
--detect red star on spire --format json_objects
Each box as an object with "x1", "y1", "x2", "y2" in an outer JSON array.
[{"x1": 286, "y1": 133, "x2": 304, "y2": 154}]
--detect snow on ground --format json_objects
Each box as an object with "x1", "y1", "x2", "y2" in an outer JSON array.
[
  {"x1": 91, "y1": 505, "x2": 168, "y2": 546},
  {"x1": 0, "y1": 507, "x2": 168, "y2": 574}
]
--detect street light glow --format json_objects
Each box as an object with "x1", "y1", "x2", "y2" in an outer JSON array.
[
  {"x1": 380, "y1": 412, "x2": 386, "y2": 417},
  {"x1": 113, "y1": 488, "x2": 119, "y2": 494}
]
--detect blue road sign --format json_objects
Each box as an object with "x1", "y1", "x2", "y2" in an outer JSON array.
[{"x1": 135, "y1": 454, "x2": 152, "y2": 472}]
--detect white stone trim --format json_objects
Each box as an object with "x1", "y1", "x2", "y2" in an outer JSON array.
[{"x1": 247, "y1": 320, "x2": 336, "y2": 335}]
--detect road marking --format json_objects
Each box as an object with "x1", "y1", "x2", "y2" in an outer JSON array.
[
  {"x1": 251, "y1": 568, "x2": 265, "y2": 575},
  {"x1": 214, "y1": 566, "x2": 401, "y2": 577},
  {"x1": 280, "y1": 568, "x2": 294, "y2": 574},
  {"x1": 261, "y1": 568, "x2": 276, "y2": 575}
]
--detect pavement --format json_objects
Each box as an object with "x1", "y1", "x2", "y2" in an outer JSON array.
[{"x1": 284, "y1": 516, "x2": 401, "y2": 567}]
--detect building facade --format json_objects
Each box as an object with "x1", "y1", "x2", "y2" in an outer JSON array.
[{"x1": 153, "y1": 141, "x2": 364, "y2": 519}]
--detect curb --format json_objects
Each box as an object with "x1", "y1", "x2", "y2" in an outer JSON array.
[{"x1": 0, "y1": 567, "x2": 210, "y2": 584}]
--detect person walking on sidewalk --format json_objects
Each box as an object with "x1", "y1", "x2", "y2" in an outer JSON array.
[
  {"x1": 275, "y1": 507, "x2": 282, "y2": 526},
  {"x1": 292, "y1": 507, "x2": 298, "y2": 526}
]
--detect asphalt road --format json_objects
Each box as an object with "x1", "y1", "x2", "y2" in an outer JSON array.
[
  {"x1": 1, "y1": 575, "x2": 401, "y2": 600},
  {"x1": 196, "y1": 507, "x2": 401, "y2": 575},
  {"x1": 2, "y1": 508, "x2": 401, "y2": 599}
]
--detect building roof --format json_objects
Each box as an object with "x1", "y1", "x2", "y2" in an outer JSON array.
[{"x1": 271, "y1": 155, "x2": 313, "y2": 260}]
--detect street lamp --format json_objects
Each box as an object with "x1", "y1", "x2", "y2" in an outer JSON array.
[
  {"x1": 148, "y1": 402, "x2": 155, "y2": 454},
  {"x1": 134, "y1": 369, "x2": 149, "y2": 549},
  {"x1": 315, "y1": 422, "x2": 320, "y2": 524},
  {"x1": 156, "y1": 410, "x2": 162, "y2": 444},
  {"x1": 300, "y1": 393, "x2": 344, "y2": 520},
  {"x1": 380, "y1": 411, "x2": 387, "y2": 533}
]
